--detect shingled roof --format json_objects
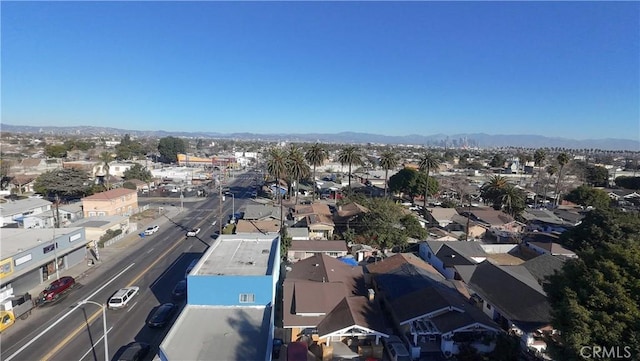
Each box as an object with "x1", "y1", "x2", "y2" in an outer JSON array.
[{"x1": 316, "y1": 296, "x2": 387, "y2": 338}]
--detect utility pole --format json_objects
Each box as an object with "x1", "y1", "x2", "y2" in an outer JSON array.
[{"x1": 218, "y1": 176, "x2": 223, "y2": 235}]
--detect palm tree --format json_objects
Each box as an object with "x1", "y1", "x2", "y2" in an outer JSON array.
[
  {"x1": 338, "y1": 146, "x2": 363, "y2": 188},
  {"x1": 501, "y1": 184, "x2": 525, "y2": 216},
  {"x1": 99, "y1": 151, "x2": 114, "y2": 190},
  {"x1": 480, "y1": 175, "x2": 509, "y2": 209},
  {"x1": 379, "y1": 150, "x2": 398, "y2": 198},
  {"x1": 266, "y1": 147, "x2": 288, "y2": 203},
  {"x1": 304, "y1": 143, "x2": 328, "y2": 200},
  {"x1": 533, "y1": 149, "x2": 546, "y2": 207},
  {"x1": 287, "y1": 145, "x2": 310, "y2": 205},
  {"x1": 555, "y1": 152, "x2": 570, "y2": 206},
  {"x1": 418, "y1": 152, "x2": 440, "y2": 209},
  {"x1": 544, "y1": 164, "x2": 558, "y2": 207}
]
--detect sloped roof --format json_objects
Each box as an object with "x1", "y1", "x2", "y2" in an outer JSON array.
[
  {"x1": 465, "y1": 208, "x2": 515, "y2": 226},
  {"x1": 0, "y1": 198, "x2": 53, "y2": 216},
  {"x1": 522, "y1": 254, "x2": 566, "y2": 284},
  {"x1": 427, "y1": 208, "x2": 460, "y2": 223},
  {"x1": 337, "y1": 202, "x2": 370, "y2": 218},
  {"x1": 234, "y1": 219, "x2": 281, "y2": 233},
  {"x1": 464, "y1": 261, "x2": 551, "y2": 332},
  {"x1": 316, "y1": 296, "x2": 387, "y2": 338},
  {"x1": 521, "y1": 209, "x2": 566, "y2": 225},
  {"x1": 283, "y1": 281, "x2": 347, "y2": 328},
  {"x1": 243, "y1": 204, "x2": 282, "y2": 221},
  {"x1": 286, "y1": 254, "x2": 364, "y2": 293},
  {"x1": 528, "y1": 242, "x2": 576, "y2": 257},
  {"x1": 294, "y1": 203, "x2": 332, "y2": 217},
  {"x1": 82, "y1": 188, "x2": 136, "y2": 201},
  {"x1": 424, "y1": 241, "x2": 487, "y2": 266},
  {"x1": 289, "y1": 240, "x2": 348, "y2": 253},
  {"x1": 306, "y1": 213, "x2": 335, "y2": 227},
  {"x1": 366, "y1": 253, "x2": 439, "y2": 276}
]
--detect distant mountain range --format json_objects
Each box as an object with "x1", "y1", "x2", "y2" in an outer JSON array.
[{"x1": 1, "y1": 123, "x2": 639, "y2": 151}]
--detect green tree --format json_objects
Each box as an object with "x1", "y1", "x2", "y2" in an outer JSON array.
[
  {"x1": 338, "y1": 146, "x2": 363, "y2": 188},
  {"x1": 45, "y1": 144, "x2": 68, "y2": 158},
  {"x1": 304, "y1": 143, "x2": 328, "y2": 200},
  {"x1": 122, "y1": 181, "x2": 137, "y2": 190},
  {"x1": 34, "y1": 169, "x2": 92, "y2": 227},
  {"x1": 489, "y1": 153, "x2": 506, "y2": 168},
  {"x1": 480, "y1": 175, "x2": 509, "y2": 209},
  {"x1": 555, "y1": 152, "x2": 570, "y2": 206},
  {"x1": 115, "y1": 134, "x2": 145, "y2": 160},
  {"x1": 287, "y1": 145, "x2": 310, "y2": 204},
  {"x1": 584, "y1": 165, "x2": 609, "y2": 187},
  {"x1": 559, "y1": 207, "x2": 640, "y2": 251},
  {"x1": 418, "y1": 152, "x2": 440, "y2": 209},
  {"x1": 122, "y1": 163, "x2": 152, "y2": 182},
  {"x1": 157, "y1": 136, "x2": 187, "y2": 163},
  {"x1": 534, "y1": 149, "x2": 547, "y2": 206},
  {"x1": 99, "y1": 151, "x2": 114, "y2": 190},
  {"x1": 500, "y1": 184, "x2": 526, "y2": 216},
  {"x1": 563, "y1": 185, "x2": 611, "y2": 209},
  {"x1": 0, "y1": 159, "x2": 13, "y2": 190},
  {"x1": 379, "y1": 150, "x2": 398, "y2": 198},
  {"x1": 400, "y1": 214, "x2": 427, "y2": 240},
  {"x1": 351, "y1": 198, "x2": 408, "y2": 249},
  {"x1": 615, "y1": 176, "x2": 640, "y2": 190},
  {"x1": 388, "y1": 168, "x2": 421, "y2": 200},
  {"x1": 545, "y1": 238, "x2": 640, "y2": 360}
]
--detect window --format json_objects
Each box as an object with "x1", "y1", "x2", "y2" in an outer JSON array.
[
  {"x1": 486, "y1": 304, "x2": 492, "y2": 310},
  {"x1": 239, "y1": 293, "x2": 255, "y2": 303},
  {"x1": 328, "y1": 252, "x2": 339, "y2": 257}
]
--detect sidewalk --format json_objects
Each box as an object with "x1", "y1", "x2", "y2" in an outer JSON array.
[{"x1": 24, "y1": 203, "x2": 191, "y2": 306}]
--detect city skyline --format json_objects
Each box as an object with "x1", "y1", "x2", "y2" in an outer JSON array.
[{"x1": 2, "y1": 1, "x2": 639, "y2": 141}]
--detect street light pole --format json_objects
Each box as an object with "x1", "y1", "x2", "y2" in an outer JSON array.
[
  {"x1": 230, "y1": 192, "x2": 235, "y2": 222},
  {"x1": 78, "y1": 300, "x2": 108, "y2": 361}
]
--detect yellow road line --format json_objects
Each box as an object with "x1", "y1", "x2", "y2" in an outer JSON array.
[{"x1": 40, "y1": 228, "x2": 192, "y2": 361}]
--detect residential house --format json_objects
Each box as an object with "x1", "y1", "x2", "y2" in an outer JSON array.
[
  {"x1": 526, "y1": 242, "x2": 577, "y2": 259},
  {"x1": 57, "y1": 202, "x2": 84, "y2": 226},
  {"x1": 234, "y1": 219, "x2": 281, "y2": 234},
  {"x1": 81, "y1": 188, "x2": 138, "y2": 217},
  {"x1": 369, "y1": 257, "x2": 500, "y2": 358},
  {"x1": 426, "y1": 227, "x2": 459, "y2": 241},
  {"x1": 520, "y1": 254, "x2": 566, "y2": 286},
  {"x1": 306, "y1": 214, "x2": 335, "y2": 240},
  {"x1": 243, "y1": 204, "x2": 282, "y2": 222},
  {"x1": 458, "y1": 208, "x2": 525, "y2": 242},
  {"x1": 521, "y1": 208, "x2": 571, "y2": 233},
  {"x1": 426, "y1": 208, "x2": 460, "y2": 228},
  {"x1": 287, "y1": 240, "x2": 348, "y2": 263},
  {"x1": 72, "y1": 216, "x2": 131, "y2": 248},
  {"x1": 457, "y1": 260, "x2": 556, "y2": 356},
  {"x1": 448, "y1": 214, "x2": 487, "y2": 240},
  {"x1": 0, "y1": 198, "x2": 53, "y2": 227},
  {"x1": 335, "y1": 202, "x2": 369, "y2": 229},
  {"x1": 63, "y1": 160, "x2": 102, "y2": 178},
  {"x1": 9, "y1": 175, "x2": 37, "y2": 194},
  {"x1": 418, "y1": 241, "x2": 487, "y2": 279},
  {"x1": 287, "y1": 227, "x2": 310, "y2": 240},
  {"x1": 283, "y1": 254, "x2": 387, "y2": 349}
]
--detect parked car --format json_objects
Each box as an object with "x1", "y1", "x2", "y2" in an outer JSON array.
[
  {"x1": 382, "y1": 335, "x2": 411, "y2": 361},
  {"x1": 186, "y1": 228, "x2": 201, "y2": 237},
  {"x1": 172, "y1": 280, "x2": 187, "y2": 299},
  {"x1": 116, "y1": 342, "x2": 150, "y2": 361},
  {"x1": 185, "y1": 258, "x2": 199, "y2": 277},
  {"x1": 147, "y1": 303, "x2": 177, "y2": 328},
  {"x1": 144, "y1": 225, "x2": 159, "y2": 235},
  {"x1": 108, "y1": 287, "x2": 140, "y2": 309},
  {"x1": 39, "y1": 276, "x2": 76, "y2": 303}
]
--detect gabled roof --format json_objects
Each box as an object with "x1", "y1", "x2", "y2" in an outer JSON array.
[
  {"x1": 463, "y1": 261, "x2": 551, "y2": 332},
  {"x1": 289, "y1": 240, "x2": 348, "y2": 253},
  {"x1": 424, "y1": 241, "x2": 487, "y2": 266},
  {"x1": 427, "y1": 208, "x2": 460, "y2": 223},
  {"x1": 528, "y1": 242, "x2": 576, "y2": 257},
  {"x1": 366, "y1": 253, "x2": 439, "y2": 276},
  {"x1": 337, "y1": 202, "x2": 369, "y2": 218},
  {"x1": 243, "y1": 204, "x2": 282, "y2": 221},
  {"x1": 234, "y1": 219, "x2": 281, "y2": 233},
  {"x1": 286, "y1": 254, "x2": 363, "y2": 293},
  {"x1": 316, "y1": 296, "x2": 387, "y2": 338},
  {"x1": 283, "y1": 281, "x2": 347, "y2": 327},
  {"x1": 294, "y1": 203, "x2": 332, "y2": 218},
  {"x1": 463, "y1": 208, "x2": 516, "y2": 226},
  {"x1": 552, "y1": 209, "x2": 585, "y2": 225},
  {"x1": 82, "y1": 188, "x2": 136, "y2": 201},
  {"x1": 306, "y1": 214, "x2": 334, "y2": 227},
  {"x1": 521, "y1": 209, "x2": 566, "y2": 225},
  {"x1": 522, "y1": 254, "x2": 565, "y2": 284}
]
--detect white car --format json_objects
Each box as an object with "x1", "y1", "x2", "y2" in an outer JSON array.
[
  {"x1": 108, "y1": 287, "x2": 140, "y2": 309},
  {"x1": 144, "y1": 225, "x2": 159, "y2": 235},
  {"x1": 186, "y1": 228, "x2": 201, "y2": 237}
]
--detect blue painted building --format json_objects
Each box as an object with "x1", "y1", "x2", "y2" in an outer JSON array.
[{"x1": 159, "y1": 233, "x2": 281, "y2": 361}]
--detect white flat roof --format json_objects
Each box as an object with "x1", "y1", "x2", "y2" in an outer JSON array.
[
  {"x1": 0, "y1": 228, "x2": 85, "y2": 257},
  {"x1": 160, "y1": 305, "x2": 271, "y2": 361},
  {"x1": 193, "y1": 233, "x2": 279, "y2": 276}
]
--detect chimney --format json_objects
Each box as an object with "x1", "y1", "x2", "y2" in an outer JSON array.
[{"x1": 368, "y1": 288, "x2": 375, "y2": 302}]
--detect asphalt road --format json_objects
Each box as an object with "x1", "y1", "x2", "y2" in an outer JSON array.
[{"x1": 1, "y1": 172, "x2": 260, "y2": 361}]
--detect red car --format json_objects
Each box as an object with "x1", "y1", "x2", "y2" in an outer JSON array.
[{"x1": 39, "y1": 276, "x2": 76, "y2": 303}]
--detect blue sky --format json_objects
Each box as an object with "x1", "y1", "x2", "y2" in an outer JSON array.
[{"x1": 2, "y1": 1, "x2": 638, "y2": 140}]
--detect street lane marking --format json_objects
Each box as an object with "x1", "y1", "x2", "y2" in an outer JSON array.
[
  {"x1": 146, "y1": 248, "x2": 155, "y2": 254},
  {"x1": 5, "y1": 263, "x2": 135, "y2": 361},
  {"x1": 36, "y1": 232, "x2": 191, "y2": 361},
  {"x1": 126, "y1": 301, "x2": 138, "y2": 312},
  {"x1": 77, "y1": 326, "x2": 113, "y2": 361}
]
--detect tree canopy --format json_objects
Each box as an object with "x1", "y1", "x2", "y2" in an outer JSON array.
[
  {"x1": 388, "y1": 167, "x2": 438, "y2": 201},
  {"x1": 615, "y1": 176, "x2": 640, "y2": 190},
  {"x1": 545, "y1": 208, "x2": 640, "y2": 360},
  {"x1": 122, "y1": 163, "x2": 152, "y2": 182},
  {"x1": 33, "y1": 168, "x2": 92, "y2": 200},
  {"x1": 157, "y1": 136, "x2": 187, "y2": 163},
  {"x1": 115, "y1": 134, "x2": 145, "y2": 160},
  {"x1": 583, "y1": 165, "x2": 609, "y2": 187},
  {"x1": 563, "y1": 185, "x2": 611, "y2": 209}
]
